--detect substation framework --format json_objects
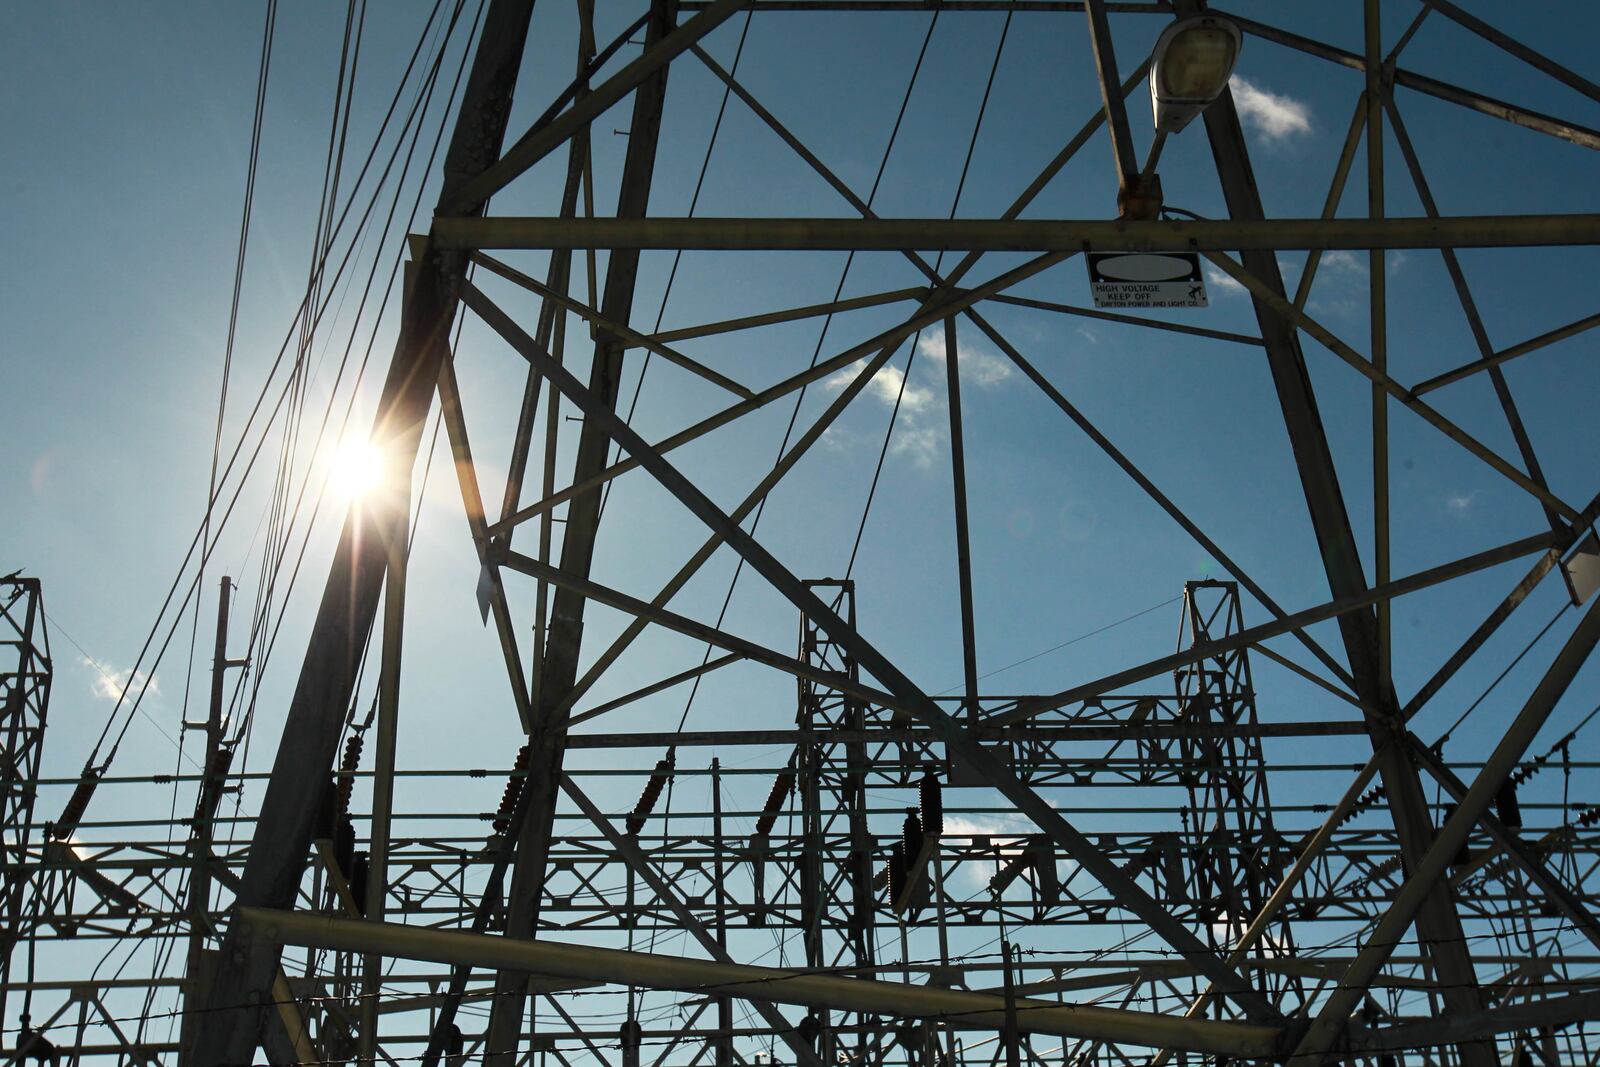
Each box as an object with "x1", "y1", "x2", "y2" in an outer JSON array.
[{"x1": 7, "y1": 3, "x2": 1600, "y2": 1066}]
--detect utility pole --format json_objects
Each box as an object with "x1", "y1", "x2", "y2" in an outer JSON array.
[{"x1": 181, "y1": 576, "x2": 245, "y2": 1065}]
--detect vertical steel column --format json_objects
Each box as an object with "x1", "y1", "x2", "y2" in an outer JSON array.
[
  {"x1": 1366, "y1": 0, "x2": 1391, "y2": 684},
  {"x1": 358, "y1": 480, "x2": 408, "y2": 1059},
  {"x1": 1001, "y1": 941, "x2": 1022, "y2": 1067},
  {"x1": 185, "y1": 4, "x2": 537, "y2": 1061},
  {"x1": 840, "y1": 595, "x2": 877, "y2": 1026},
  {"x1": 499, "y1": 0, "x2": 594, "y2": 706},
  {"x1": 1174, "y1": 583, "x2": 1298, "y2": 1006},
  {"x1": 943, "y1": 318, "x2": 981, "y2": 726},
  {"x1": 1082, "y1": 0, "x2": 1141, "y2": 201},
  {"x1": 1187, "y1": 5, "x2": 1490, "y2": 1052},
  {"x1": 797, "y1": 592, "x2": 831, "y2": 1061},
  {"x1": 711, "y1": 759, "x2": 732, "y2": 1067},
  {"x1": 486, "y1": 2, "x2": 679, "y2": 1060},
  {"x1": 800, "y1": 674, "x2": 826, "y2": 978}
]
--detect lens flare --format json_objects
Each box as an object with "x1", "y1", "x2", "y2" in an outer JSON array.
[{"x1": 330, "y1": 438, "x2": 387, "y2": 501}]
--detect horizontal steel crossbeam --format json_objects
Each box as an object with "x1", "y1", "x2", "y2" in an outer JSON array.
[
  {"x1": 433, "y1": 214, "x2": 1600, "y2": 251},
  {"x1": 240, "y1": 908, "x2": 1287, "y2": 1057}
]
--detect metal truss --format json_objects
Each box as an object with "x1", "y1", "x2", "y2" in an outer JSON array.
[
  {"x1": 0, "y1": 577, "x2": 51, "y2": 1046},
  {"x1": 7, "y1": 2, "x2": 1600, "y2": 1066},
  {"x1": 12, "y1": 643, "x2": 1600, "y2": 1063}
]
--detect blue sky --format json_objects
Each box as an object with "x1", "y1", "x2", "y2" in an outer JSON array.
[{"x1": 4, "y1": 0, "x2": 1600, "y2": 1040}]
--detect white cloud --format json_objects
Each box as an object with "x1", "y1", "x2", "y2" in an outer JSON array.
[
  {"x1": 822, "y1": 331, "x2": 1015, "y2": 469},
  {"x1": 82, "y1": 656, "x2": 158, "y2": 703},
  {"x1": 874, "y1": 363, "x2": 936, "y2": 412},
  {"x1": 943, "y1": 814, "x2": 1031, "y2": 890},
  {"x1": 1208, "y1": 250, "x2": 1371, "y2": 306},
  {"x1": 1320, "y1": 250, "x2": 1365, "y2": 275},
  {"x1": 915, "y1": 332, "x2": 1015, "y2": 388},
  {"x1": 1204, "y1": 264, "x2": 1247, "y2": 296},
  {"x1": 1445, "y1": 490, "x2": 1480, "y2": 516},
  {"x1": 825, "y1": 359, "x2": 933, "y2": 413},
  {"x1": 819, "y1": 425, "x2": 858, "y2": 453},
  {"x1": 1296, "y1": 251, "x2": 1374, "y2": 320},
  {"x1": 1230, "y1": 75, "x2": 1311, "y2": 139}
]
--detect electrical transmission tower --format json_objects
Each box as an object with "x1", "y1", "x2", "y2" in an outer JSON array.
[{"x1": 7, "y1": 4, "x2": 1600, "y2": 1067}]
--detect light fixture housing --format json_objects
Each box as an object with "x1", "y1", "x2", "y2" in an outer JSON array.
[{"x1": 1149, "y1": 15, "x2": 1243, "y2": 134}]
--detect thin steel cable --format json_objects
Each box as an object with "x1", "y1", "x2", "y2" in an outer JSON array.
[
  {"x1": 845, "y1": 11, "x2": 1012, "y2": 581},
  {"x1": 32, "y1": 11, "x2": 469, "y2": 1041},
  {"x1": 600, "y1": 9, "x2": 755, "y2": 524},
  {"x1": 128, "y1": 1, "x2": 458, "y2": 1039},
  {"x1": 1433, "y1": 598, "x2": 1570, "y2": 749},
  {"x1": 77, "y1": 0, "x2": 453, "y2": 772},
  {"x1": 97, "y1": 0, "x2": 464, "y2": 770},
  {"x1": 931, "y1": 595, "x2": 1181, "y2": 695},
  {"x1": 74, "y1": 0, "x2": 451, "y2": 780},
  {"x1": 671, "y1": 8, "x2": 945, "y2": 737}
]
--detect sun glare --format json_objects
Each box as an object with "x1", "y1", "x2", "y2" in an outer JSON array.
[{"x1": 330, "y1": 438, "x2": 387, "y2": 501}]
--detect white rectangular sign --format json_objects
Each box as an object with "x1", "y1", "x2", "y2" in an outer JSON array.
[{"x1": 1087, "y1": 251, "x2": 1207, "y2": 308}]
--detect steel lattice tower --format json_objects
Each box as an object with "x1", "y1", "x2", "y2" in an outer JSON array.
[{"x1": 7, "y1": 4, "x2": 1600, "y2": 1066}]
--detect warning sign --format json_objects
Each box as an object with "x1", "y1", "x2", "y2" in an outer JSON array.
[{"x1": 1086, "y1": 251, "x2": 1207, "y2": 309}]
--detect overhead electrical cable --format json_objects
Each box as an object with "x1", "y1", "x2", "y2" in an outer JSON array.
[
  {"x1": 177, "y1": 0, "x2": 475, "y2": 1033},
  {"x1": 232, "y1": 0, "x2": 477, "y2": 763},
  {"x1": 662, "y1": 6, "x2": 946, "y2": 995},
  {"x1": 670, "y1": 9, "x2": 943, "y2": 736},
  {"x1": 60, "y1": 0, "x2": 462, "y2": 891},
  {"x1": 845, "y1": 11, "x2": 1012, "y2": 582},
  {"x1": 82, "y1": 0, "x2": 457, "y2": 767}
]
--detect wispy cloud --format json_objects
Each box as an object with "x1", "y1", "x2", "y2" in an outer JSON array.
[
  {"x1": 1230, "y1": 75, "x2": 1311, "y2": 139},
  {"x1": 1444, "y1": 490, "x2": 1480, "y2": 517},
  {"x1": 870, "y1": 362, "x2": 937, "y2": 412},
  {"x1": 82, "y1": 656, "x2": 158, "y2": 703},
  {"x1": 1306, "y1": 253, "x2": 1370, "y2": 319},
  {"x1": 1320, "y1": 250, "x2": 1365, "y2": 275},
  {"x1": 1203, "y1": 264, "x2": 1247, "y2": 296},
  {"x1": 823, "y1": 330, "x2": 1014, "y2": 468}
]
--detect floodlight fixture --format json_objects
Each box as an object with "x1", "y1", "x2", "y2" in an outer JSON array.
[{"x1": 1149, "y1": 15, "x2": 1242, "y2": 135}]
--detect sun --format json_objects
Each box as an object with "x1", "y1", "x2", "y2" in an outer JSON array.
[{"x1": 329, "y1": 438, "x2": 388, "y2": 502}]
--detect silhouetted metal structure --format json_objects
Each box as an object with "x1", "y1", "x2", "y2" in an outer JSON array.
[
  {"x1": 0, "y1": 577, "x2": 50, "y2": 1044},
  {"x1": 6, "y1": 3, "x2": 1600, "y2": 1065}
]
